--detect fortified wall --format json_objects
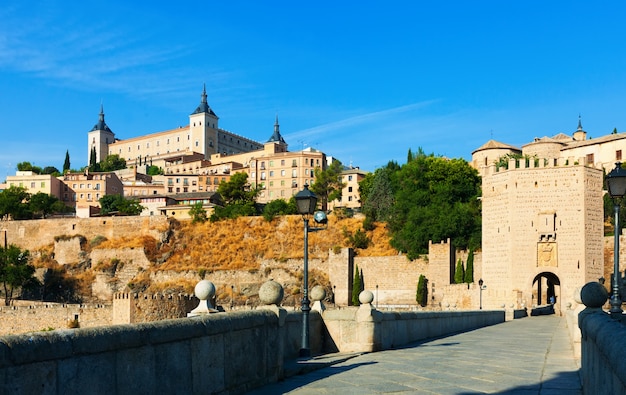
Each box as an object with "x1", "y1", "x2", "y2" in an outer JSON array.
[
  {"x1": 0, "y1": 216, "x2": 170, "y2": 251},
  {"x1": 328, "y1": 241, "x2": 483, "y2": 310}
]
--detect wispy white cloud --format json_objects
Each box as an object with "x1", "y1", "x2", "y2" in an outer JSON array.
[{"x1": 285, "y1": 100, "x2": 440, "y2": 143}]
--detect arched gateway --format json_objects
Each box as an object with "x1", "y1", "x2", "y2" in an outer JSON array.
[{"x1": 532, "y1": 272, "x2": 560, "y2": 308}]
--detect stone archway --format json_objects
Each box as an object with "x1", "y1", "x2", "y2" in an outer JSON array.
[{"x1": 532, "y1": 272, "x2": 561, "y2": 311}]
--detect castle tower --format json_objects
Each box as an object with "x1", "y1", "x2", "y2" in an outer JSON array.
[
  {"x1": 189, "y1": 84, "x2": 219, "y2": 158},
  {"x1": 264, "y1": 115, "x2": 288, "y2": 153},
  {"x1": 481, "y1": 158, "x2": 603, "y2": 312},
  {"x1": 573, "y1": 115, "x2": 587, "y2": 141},
  {"x1": 87, "y1": 104, "x2": 115, "y2": 165}
]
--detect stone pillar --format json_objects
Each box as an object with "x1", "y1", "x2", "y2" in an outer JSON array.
[{"x1": 356, "y1": 290, "x2": 383, "y2": 352}]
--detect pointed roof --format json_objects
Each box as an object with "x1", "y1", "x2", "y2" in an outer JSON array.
[
  {"x1": 472, "y1": 139, "x2": 521, "y2": 154},
  {"x1": 191, "y1": 84, "x2": 217, "y2": 117},
  {"x1": 91, "y1": 104, "x2": 113, "y2": 133},
  {"x1": 267, "y1": 115, "x2": 286, "y2": 144},
  {"x1": 577, "y1": 114, "x2": 585, "y2": 132}
]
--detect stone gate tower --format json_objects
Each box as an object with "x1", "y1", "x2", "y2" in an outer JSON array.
[{"x1": 480, "y1": 157, "x2": 604, "y2": 311}]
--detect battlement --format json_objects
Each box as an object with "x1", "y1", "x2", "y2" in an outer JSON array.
[
  {"x1": 113, "y1": 292, "x2": 195, "y2": 301},
  {"x1": 485, "y1": 155, "x2": 600, "y2": 177}
]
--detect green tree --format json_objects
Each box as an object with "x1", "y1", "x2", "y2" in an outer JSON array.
[
  {"x1": 146, "y1": 165, "x2": 164, "y2": 176},
  {"x1": 310, "y1": 160, "x2": 346, "y2": 211},
  {"x1": 0, "y1": 244, "x2": 36, "y2": 306},
  {"x1": 357, "y1": 172, "x2": 375, "y2": 208},
  {"x1": 362, "y1": 167, "x2": 394, "y2": 222},
  {"x1": 407, "y1": 148, "x2": 413, "y2": 163},
  {"x1": 99, "y1": 194, "x2": 144, "y2": 216},
  {"x1": 89, "y1": 147, "x2": 99, "y2": 171},
  {"x1": 99, "y1": 154, "x2": 126, "y2": 172},
  {"x1": 416, "y1": 274, "x2": 428, "y2": 307},
  {"x1": 63, "y1": 150, "x2": 71, "y2": 173},
  {"x1": 262, "y1": 198, "x2": 297, "y2": 221},
  {"x1": 189, "y1": 202, "x2": 208, "y2": 223},
  {"x1": 0, "y1": 186, "x2": 31, "y2": 220},
  {"x1": 217, "y1": 172, "x2": 258, "y2": 205},
  {"x1": 16, "y1": 162, "x2": 33, "y2": 172},
  {"x1": 29, "y1": 192, "x2": 59, "y2": 219},
  {"x1": 351, "y1": 264, "x2": 361, "y2": 306},
  {"x1": 464, "y1": 249, "x2": 474, "y2": 284},
  {"x1": 454, "y1": 258, "x2": 465, "y2": 284},
  {"x1": 41, "y1": 166, "x2": 60, "y2": 176},
  {"x1": 388, "y1": 153, "x2": 481, "y2": 259}
]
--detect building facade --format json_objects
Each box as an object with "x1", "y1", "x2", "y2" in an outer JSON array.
[{"x1": 88, "y1": 85, "x2": 263, "y2": 170}]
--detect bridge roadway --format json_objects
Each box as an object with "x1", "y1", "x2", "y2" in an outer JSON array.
[{"x1": 249, "y1": 315, "x2": 581, "y2": 395}]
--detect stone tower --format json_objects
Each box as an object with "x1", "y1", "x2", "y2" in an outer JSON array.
[
  {"x1": 87, "y1": 104, "x2": 115, "y2": 165},
  {"x1": 189, "y1": 84, "x2": 219, "y2": 158},
  {"x1": 480, "y1": 157, "x2": 604, "y2": 311}
]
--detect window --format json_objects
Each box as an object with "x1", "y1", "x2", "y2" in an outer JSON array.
[
  {"x1": 269, "y1": 171, "x2": 274, "y2": 177},
  {"x1": 269, "y1": 161, "x2": 274, "y2": 167},
  {"x1": 348, "y1": 186, "x2": 353, "y2": 192},
  {"x1": 30, "y1": 182, "x2": 35, "y2": 188},
  {"x1": 40, "y1": 182, "x2": 45, "y2": 188},
  {"x1": 586, "y1": 153, "x2": 594, "y2": 165},
  {"x1": 292, "y1": 159, "x2": 297, "y2": 167},
  {"x1": 617, "y1": 150, "x2": 623, "y2": 161},
  {"x1": 348, "y1": 175, "x2": 353, "y2": 181},
  {"x1": 281, "y1": 170, "x2": 286, "y2": 176},
  {"x1": 281, "y1": 160, "x2": 285, "y2": 166},
  {"x1": 292, "y1": 169, "x2": 297, "y2": 177}
]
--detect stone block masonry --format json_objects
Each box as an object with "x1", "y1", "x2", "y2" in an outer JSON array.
[{"x1": 0, "y1": 216, "x2": 170, "y2": 252}]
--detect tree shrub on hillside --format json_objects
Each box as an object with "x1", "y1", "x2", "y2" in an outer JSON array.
[
  {"x1": 352, "y1": 264, "x2": 361, "y2": 306},
  {"x1": 454, "y1": 258, "x2": 465, "y2": 284},
  {"x1": 0, "y1": 245, "x2": 37, "y2": 306},
  {"x1": 464, "y1": 249, "x2": 474, "y2": 284},
  {"x1": 416, "y1": 274, "x2": 428, "y2": 307}
]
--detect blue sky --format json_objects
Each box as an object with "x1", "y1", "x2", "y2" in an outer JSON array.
[{"x1": 2, "y1": 1, "x2": 626, "y2": 180}]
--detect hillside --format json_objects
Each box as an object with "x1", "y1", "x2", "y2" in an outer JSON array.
[{"x1": 31, "y1": 213, "x2": 398, "y2": 303}]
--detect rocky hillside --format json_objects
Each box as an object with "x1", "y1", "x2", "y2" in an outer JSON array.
[{"x1": 31, "y1": 213, "x2": 397, "y2": 305}]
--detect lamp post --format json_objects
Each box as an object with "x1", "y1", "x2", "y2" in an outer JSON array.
[
  {"x1": 294, "y1": 184, "x2": 318, "y2": 358},
  {"x1": 478, "y1": 278, "x2": 485, "y2": 310},
  {"x1": 606, "y1": 162, "x2": 626, "y2": 319}
]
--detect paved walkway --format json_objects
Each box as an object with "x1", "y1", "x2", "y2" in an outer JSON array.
[{"x1": 249, "y1": 315, "x2": 581, "y2": 394}]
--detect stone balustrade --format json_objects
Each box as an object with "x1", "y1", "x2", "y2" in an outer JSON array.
[
  {"x1": 578, "y1": 281, "x2": 626, "y2": 394},
  {"x1": 0, "y1": 282, "x2": 506, "y2": 394}
]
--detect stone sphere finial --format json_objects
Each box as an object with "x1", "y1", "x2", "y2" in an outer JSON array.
[
  {"x1": 311, "y1": 285, "x2": 326, "y2": 302},
  {"x1": 259, "y1": 280, "x2": 284, "y2": 305},
  {"x1": 194, "y1": 280, "x2": 215, "y2": 301},
  {"x1": 580, "y1": 281, "x2": 608, "y2": 308},
  {"x1": 359, "y1": 290, "x2": 374, "y2": 305},
  {"x1": 188, "y1": 280, "x2": 217, "y2": 317}
]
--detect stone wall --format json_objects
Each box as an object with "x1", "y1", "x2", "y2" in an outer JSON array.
[
  {"x1": 112, "y1": 293, "x2": 197, "y2": 325},
  {"x1": 0, "y1": 305, "x2": 502, "y2": 394},
  {"x1": 328, "y1": 244, "x2": 484, "y2": 310},
  {"x1": 0, "y1": 302, "x2": 112, "y2": 336},
  {"x1": 0, "y1": 216, "x2": 170, "y2": 251}
]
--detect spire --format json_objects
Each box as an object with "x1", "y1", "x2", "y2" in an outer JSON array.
[
  {"x1": 191, "y1": 83, "x2": 217, "y2": 116},
  {"x1": 577, "y1": 114, "x2": 583, "y2": 131},
  {"x1": 267, "y1": 114, "x2": 286, "y2": 144},
  {"x1": 92, "y1": 104, "x2": 112, "y2": 133}
]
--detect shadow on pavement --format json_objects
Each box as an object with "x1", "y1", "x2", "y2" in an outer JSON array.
[{"x1": 457, "y1": 370, "x2": 582, "y2": 395}]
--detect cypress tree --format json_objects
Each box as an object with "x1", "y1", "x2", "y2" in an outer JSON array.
[
  {"x1": 454, "y1": 258, "x2": 465, "y2": 284},
  {"x1": 416, "y1": 274, "x2": 428, "y2": 306},
  {"x1": 464, "y1": 249, "x2": 474, "y2": 284},
  {"x1": 63, "y1": 150, "x2": 71, "y2": 172},
  {"x1": 352, "y1": 264, "x2": 361, "y2": 306}
]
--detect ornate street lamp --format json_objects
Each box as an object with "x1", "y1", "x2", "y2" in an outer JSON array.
[
  {"x1": 294, "y1": 184, "x2": 327, "y2": 358},
  {"x1": 606, "y1": 162, "x2": 626, "y2": 319},
  {"x1": 478, "y1": 278, "x2": 485, "y2": 310}
]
